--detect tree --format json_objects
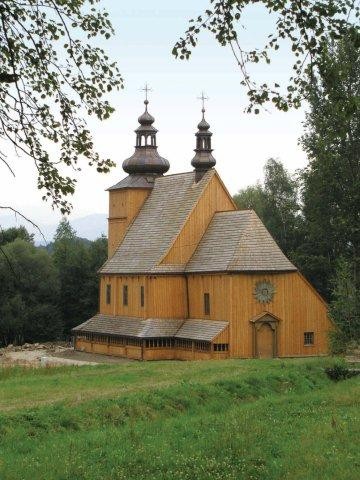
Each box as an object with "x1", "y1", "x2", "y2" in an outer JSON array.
[
  {"x1": 0, "y1": 226, "x2": 34, "y2": 246},
  {"x1": 298, "y1": 32, "x2": 360, "y2": 298},
  {"x1": 0, "y1": 238, "x2": 62, "y2": 346},
  {"x1": 329, "y1": 258, "x2": 360, "y2": 353},
  {"x1": 234, "y1": 158, "x2": 301, "y2": 259},
  {"x1": 173, "y1": 1, "x2": 359, "y2": 112},
  {"x1": 52, "y1": 219, "x2": 107, "y2": 334},
  {"x1": 233, "y1": 183, "x2": 266, "y2": 219},
  {"x1": 0, "y1": 1, "x2": 122, "y2": 214}
]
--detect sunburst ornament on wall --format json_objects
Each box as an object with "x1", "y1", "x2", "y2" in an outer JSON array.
[{"x1": 254, "y1": 281, "x2": 276, "y2": 303}]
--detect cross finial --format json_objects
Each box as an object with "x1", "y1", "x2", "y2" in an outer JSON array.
[
  {"x1": 197, "y1": 91, "x2": 209, "y2": 113},
  {"x1": 141, "y1": 82, "x2": 152, "y2": 102}
]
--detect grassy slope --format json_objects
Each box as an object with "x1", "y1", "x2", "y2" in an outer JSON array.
[{"x1": 0, "y1": 358, "x2": 359, "y2": 480}]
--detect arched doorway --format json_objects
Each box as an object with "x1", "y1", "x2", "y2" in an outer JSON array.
[
  {"x1": 250, "y1": 312, "x2": 280, "y2": 358},
  {"x1": 257, "y1": 322, "x2": 274, "y2": 358}
]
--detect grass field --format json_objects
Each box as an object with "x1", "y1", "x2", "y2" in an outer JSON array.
[{"x1": 0, "y1": 358, "x2": 359, "y2": 479}]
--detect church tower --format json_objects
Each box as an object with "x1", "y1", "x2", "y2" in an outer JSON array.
[
  {"x1": 107, "y1": 90, "x2": 169, "y2": 257},
  {"x1": 191, "y1": 93, "x2": 216, "y2": 181}
]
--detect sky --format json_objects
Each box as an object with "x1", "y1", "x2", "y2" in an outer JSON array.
[{"x1": 1, "y1": 0, "x2": 308, "y2": 228}]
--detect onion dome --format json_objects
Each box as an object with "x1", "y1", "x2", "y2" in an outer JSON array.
[
  {"x1": 191, "y1": 106, "x2": 216, "y2": 172},
  {"x1": 122, "y1": 99, "x2": 170, "y2": 176}
]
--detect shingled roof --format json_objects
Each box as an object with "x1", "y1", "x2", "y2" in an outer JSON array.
[
  {"x1": 175, "y1": 319, "x2": 228, "y2": 341},
  {"x1": 72, "y1": 314, "x2": 228, "y2": 341},
  {"x1": 72, "y1": 315, "x2": 183, "y2": 338},
  {"x1": 100, "y1": 170, "x2": 215, "y2": 274},
  {"x1": 186, "y1": 210, "x2": 296, "y2": 273}
]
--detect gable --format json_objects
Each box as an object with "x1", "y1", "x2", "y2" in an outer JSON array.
[
  {"x1": 100, "y1": 170, "x2": 215, "y2": 274},
  {"x1": 159, "y1": 172, "x2": 236, "y2": 267}
]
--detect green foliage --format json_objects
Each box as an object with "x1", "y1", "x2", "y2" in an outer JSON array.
[
  {"x1": 329, "y1": 259, "x2": 360, "y2": 353},
  {"x1": 0, "y1": 239, "x2": 62, "y2": 345},
  {"x1": 0, "y1": 223, "x2": 107, "y2": 345},
  {"x1": 0, "y1": 1, "x2": 123, "y2": 213},
  {"x1": 234, "y1": 158, "x2": 301, "y2": 259},
  {"x1": 173, "y1": 1, "x2": 360, "y2": 112},
  {"x1": 325, "y1": 361, "x2": 359, "y2": 381},
  {"x1": 299, "y1": 32, "x2": 360, "y2": 299},
  {"x1": 52, "y1": 220, "x2": 107, "y2": 334},
  {"x1": 0, "y1": 359, "x2": 358, "y2": 480},
  {"x1": 0, "y1": 226, "x2": 34, "y2": 246}
]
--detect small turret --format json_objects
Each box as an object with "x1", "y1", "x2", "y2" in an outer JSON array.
[{"x1": 191, "y1": 92, "x2": 216, "y2": 179}]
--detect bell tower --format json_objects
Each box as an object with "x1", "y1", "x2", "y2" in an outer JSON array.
[
  {"x1": 107, "y1": 86, "x2": 170, "y2": 257},
  {"x1": 191, "y1": 92, "x2": 216, "y2": 182}
]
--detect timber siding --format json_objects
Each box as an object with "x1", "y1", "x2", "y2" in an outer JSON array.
[{"x1": 187, "y1": 271, "x2": 329, "y2": 358}]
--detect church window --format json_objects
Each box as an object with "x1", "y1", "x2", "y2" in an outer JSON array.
[
  {"x1": 106, "y1": 284, "x2": 111, "y2": 305},
  {"x1": 194, "y1": 341, "x2": 211, "y2": 351},
  {"x1": 175, "y1": 339, "x2": 193, "y2": 350},
  {"x1": 304, "y1": 332, "x2": 314, "y2": 345},
  {"x1": 213, "y1": 343, "x2": 229, "y2": 352},
  {"x1": 123, "y1": 285, "x2": 128, "y2": 306},
  {"x1": 204, "y1": 293, "x2": 210, "y2": 315},
  {"x1": 140, "y1": 286, "x2": 145, "y2": 307}
]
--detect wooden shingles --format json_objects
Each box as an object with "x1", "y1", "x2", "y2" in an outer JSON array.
[
  {"x1": 73, "y1": 314, "x2": 228, "y2": 341},
  {"x1": 100, "y1": 170, "x2": 215, "y2": 274},
  {"x1": 186, "y1": 210, "x2": 296, "y2": 273}
]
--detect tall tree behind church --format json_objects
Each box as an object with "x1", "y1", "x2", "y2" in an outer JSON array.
[
  {"x1": 53, "y1": 219, "x2": 107, "y2": 335},
  {"x1": 234, "y1": 158, "x2": 302, "y2": 260},
  {"x1": 299, "y1": 31, "x2": 360, "y2": 300}
]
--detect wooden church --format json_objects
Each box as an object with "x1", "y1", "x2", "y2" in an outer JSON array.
[{"x1": 73, "y1": 95, "x2": 331, "y2": 360}]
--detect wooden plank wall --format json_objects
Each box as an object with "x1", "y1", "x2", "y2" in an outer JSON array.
[
  {"x1": 108, "y1": 189, "x2": 150, "y2": 257},
  {"x1": 160, "y1": 173, "x2": 236, "y2": 266},
  {"x1": 100, "y1": 275, "x2": 147, "y2": 318},
  {"x1": 99, "y1": 275, "x2": 187, "y2": 319},
  {"x1": 187, "y1": 272, "x2": 330, "y2": 358}
]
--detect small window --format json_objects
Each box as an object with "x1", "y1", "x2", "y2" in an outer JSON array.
[
  {"x1": 106, "y1": 284, "x2": 111, "y2": 305},
  {"x1": 204, "y1": 293, "x2": 210, "y2": 315},
  {"x1": 140, "y1": 286, "x2": 145, "y2": 307},
  {"x1": 123, "y1": 285, "x2": 128, "y2": 306},
  {"x1": 213, "y1": 344, "x2": 229, "y2": 352},
  {"x1": 304, "y1": 332, "x2": 314, "y2": 346}
]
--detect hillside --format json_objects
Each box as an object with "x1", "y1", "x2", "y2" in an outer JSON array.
[{"x1": 0, "y1": 358, "x2": 359, "y2": 480}]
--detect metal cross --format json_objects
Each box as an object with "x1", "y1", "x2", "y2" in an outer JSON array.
[
  {"x1": 141, "y1": 82, "x2": 152, "y2": 101},
  {"x1": 197, "y1": 91, "x2": 209, "y2": 110}
]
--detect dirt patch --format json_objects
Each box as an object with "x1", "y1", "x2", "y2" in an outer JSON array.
[{"x1": 0, "y1": 342, "x2": 133, "y2": 367}]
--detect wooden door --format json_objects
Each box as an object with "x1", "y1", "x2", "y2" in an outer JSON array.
[{"x1": 257, "y1": 323, "x2": 274, "y2": 358}]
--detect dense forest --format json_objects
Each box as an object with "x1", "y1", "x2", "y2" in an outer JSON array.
[{"x1": 0, "y1": 220, "x2": 107, "y2": 346}]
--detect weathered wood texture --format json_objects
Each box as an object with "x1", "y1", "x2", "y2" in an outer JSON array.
[
  {"x1": 75, "y1": 339, "x2": 228, "y2": 361},
  {"x1": 99, "y1": 275, "x2": 187, "y2": 319},
  {"x1": 160, "y1": 173, "x2": 235, "y2": 266},
  {"x1": 76, "y1": 339, "x2": 142, "y2": 359},
  {"x1": 187, "y1": 272, "x2": 330, "y2": 357},
  {"x1": 108, "y1": 189, "x2": 150, "y2": 257}
]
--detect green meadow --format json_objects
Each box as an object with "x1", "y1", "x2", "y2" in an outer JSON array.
[{"x1": 0, "y1": 358, "x2": 359, "y2": 480}]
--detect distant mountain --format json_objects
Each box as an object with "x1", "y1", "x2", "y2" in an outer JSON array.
[{"x1": 0, "y1": 213, "x2": 107, "y2": 245}]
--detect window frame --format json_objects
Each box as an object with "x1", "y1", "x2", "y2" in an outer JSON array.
[
  {"x1": 140, "y1": 285, "x2": 145, "y2": 307},
  {"x1": 106, "y1": 284, "x2": 111, "y2": 305},
  {"x1": 123, "y1": 284, "x2": 128, "y2": 306},
  {"x1": 204, "y1": 292, "x2": 210, "y2": 316},
  {"x1": 304, "y1": 331, "x2": 314, "y2": 346}
]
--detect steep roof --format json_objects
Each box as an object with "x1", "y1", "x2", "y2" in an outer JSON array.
[
  {"x1": 186, "y1": 210, "x2": 296, "y2": 273},
  {"x1": 100, "y1": 170, "x2": 215, "y2": 274},
  {"x1": 72, "y1": 314, "x2": 228, "y2": 341}
]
